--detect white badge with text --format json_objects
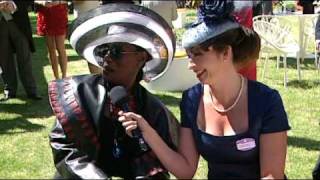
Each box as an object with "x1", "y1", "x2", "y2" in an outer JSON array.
[{"x1": 236, "y1": 138, "x2": 256, "y2": 151}]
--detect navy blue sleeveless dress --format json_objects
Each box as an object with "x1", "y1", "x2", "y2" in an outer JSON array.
[{"x1": 180, "y1": 80, "x2": 290, "y2": 179}]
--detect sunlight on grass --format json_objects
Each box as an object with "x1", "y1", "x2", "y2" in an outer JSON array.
[{"x1": 256, "y1": 57, "x2": 320, "y2": 179}]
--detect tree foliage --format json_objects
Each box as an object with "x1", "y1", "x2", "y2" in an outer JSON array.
[{"x1": 176, "y1": 0, "x2": 201, "y2": 9}]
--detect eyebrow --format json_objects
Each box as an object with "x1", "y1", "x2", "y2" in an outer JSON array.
[{"x1": 189, "y1": 46, "x2": 203, "y2": 54}]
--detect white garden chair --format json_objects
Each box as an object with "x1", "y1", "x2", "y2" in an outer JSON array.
[
  {"x1": 253, "y1": 20, "x2": 301, "y2": 88},
  {"x1": 253, "y1": 15, "x2": 281, "y2": 26},
  {"x1": 303, "y1": 15, "x2": 320, "y2": 74}
]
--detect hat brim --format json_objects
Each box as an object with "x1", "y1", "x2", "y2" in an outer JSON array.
[{"x1": 69, "y1": 3, "x2": 176, "y2": 81}]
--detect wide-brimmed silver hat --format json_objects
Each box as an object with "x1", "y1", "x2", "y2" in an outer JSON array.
[{"x1": 69, "y1": 3, "x2": 176, "y2": 81}]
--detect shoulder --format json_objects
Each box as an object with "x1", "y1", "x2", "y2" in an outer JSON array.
[
  {"x1": 180, "y1": 83, "x2": 203, "y2": 113},
  {"x1": 249, "y1": 81, "x2": 290, "y2": 133},
  {"x1": 248, "y1": 80, "x2": 280, "y2": 100},
  {"x1": 48, "y1": 74, "x2": 104, "y2": 129},
  {"x1": 48, "y1": 74, "x2": 103, "y2": 105},
  {"x1": 248, "y1": 80, "x2": 286, "y2": 116},
  {"x1": 71, "y1": 74, "x2": 103, "y2": 86},
  {"x1": 49, "y1": 74, "x2": 101, "y2": 91},
  {"x1": 48, "y1": 74, "x2": 100, "y2": 97},
  {"x1": 182, "y1": 83, "x2": 203, "y2": 102}
]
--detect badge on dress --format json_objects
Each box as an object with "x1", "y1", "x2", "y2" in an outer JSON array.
[{"x1": 236, "y1": 138, "x2": 256, "y2": 151}]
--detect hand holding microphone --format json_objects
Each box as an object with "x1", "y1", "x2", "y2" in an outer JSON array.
[{"x1": 110, "y1": 86, "x2": 149, "y2": 152}]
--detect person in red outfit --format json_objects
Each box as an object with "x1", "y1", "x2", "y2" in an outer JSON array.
[
  {"x1": 35, "y1": 0, "x2": 68, "y2": 79},
  {"x1": 233, "y1": 1, "x2": 257, "y2": 81}
]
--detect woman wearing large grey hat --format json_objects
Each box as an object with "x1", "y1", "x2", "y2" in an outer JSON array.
[
  {"x1": 48, "y1": 3, "x2": 179, "y2": 179},
  {"x1": 120, "y1": 0, "x2": 290, "y2": 179}
]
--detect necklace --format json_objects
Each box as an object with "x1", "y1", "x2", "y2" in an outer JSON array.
[{"x1": 209, "y1": 75, "x2": 244, "y2": 113}]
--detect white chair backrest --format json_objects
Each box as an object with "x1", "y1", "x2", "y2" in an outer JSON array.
[
  {"x1": 253, "y1": 15, "x2": 280, "y2": 25},
  {"x1": 253, "y1": 20, "x2": 292, "y2": 50}
]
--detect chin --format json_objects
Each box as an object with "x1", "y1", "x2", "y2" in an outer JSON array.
[
  {"x1": 103, "y1": 74, "x2": 127, "y2": 87},
  {"x1": 197, "y1": 74, "x2": 208, "y2": 84},
  {"x1": 103, "y1": 73, "x2": 116, "y2": 83},
  {"x1": 199, "y1": 79, "x2": 209, "y2": 84},
  {"x1": 102, "y1": 72, "x2": 110, "y2": 79}
]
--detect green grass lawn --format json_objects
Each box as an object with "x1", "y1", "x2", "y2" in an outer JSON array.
[{"x1": 0, "y1": 12, "x2": 319, "y2": 179}]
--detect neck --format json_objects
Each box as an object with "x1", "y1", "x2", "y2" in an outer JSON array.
[
  {"x1": 125, "y1": 78, "x2": 137, "y2": 94},
  {"x1": 105, "y1": 77, "x2": 137, "y2": 94},
  {"x1": 208, "y1": 70, "x2": 242, "y2": 108}
]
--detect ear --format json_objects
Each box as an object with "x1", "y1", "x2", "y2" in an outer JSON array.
[
  {"x1": 222, "y1": 46, "x2": 232, "y2": 62},
  {"x1": 141, "y1": 51, "x2": 149, "y2": 62},
  {"x1": 137, "y1": 52, "x2": 148, "y2": 67}
]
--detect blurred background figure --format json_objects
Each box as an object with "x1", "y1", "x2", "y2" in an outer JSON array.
[
  {"x1": 233, "y1": 1, "x2": 258, "y2": 81},
  {"x1": 261, "y1": 0, "x2": 273, "y2": 15},
  {"x1": 315, "y1": 14, "x2": 320, "y2": 73},
  {"x1": 35, "y1": 0, "x2": 68, "y2": 80},
  {"x1": 0, "y1": 0, "x2": 41, "y2": 101},
  {"x1": 298, "y1": 0, "x2": 315, "y2": 14},
  {"x1": 73, "y1": 0, "x2": 102, "y2": 74},
  {"x1": 315, "y1": 15, "x2": 320, "y2": 52},
  {"x1": 140, "y1": 1, "x2": 178, "y2": 29},
  {"x1": 314, "y1": 155, "x2": 320, "y2": 180},
  {"x1": 252, "y1": 0, "x2": 274, "y2": 16}
]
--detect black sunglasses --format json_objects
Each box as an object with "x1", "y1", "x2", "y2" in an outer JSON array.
[{"x1": 94, "y1": 44, "x2": 142, "y2": 66}]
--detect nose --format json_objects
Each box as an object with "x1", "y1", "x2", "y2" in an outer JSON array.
[
  {"x1": 102, "y1": 56, "x2": 113, "y2": 66},
  {"x1": 188, "y1": 59, "x2": 196, "y2": 70}
]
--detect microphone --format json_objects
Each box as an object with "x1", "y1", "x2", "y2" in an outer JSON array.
[{"x1": 109, "y1": 86, "x2": 149, "y2": 152}]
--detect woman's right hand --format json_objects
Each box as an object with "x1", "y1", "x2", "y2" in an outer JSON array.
[{"x1": 118, "y1": 111, "x2": 152, "y2": 137}]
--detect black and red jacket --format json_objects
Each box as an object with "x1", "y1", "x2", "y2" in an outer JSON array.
[{"x1": 48, "y1": 74, "x2": 179, "y2": 179}]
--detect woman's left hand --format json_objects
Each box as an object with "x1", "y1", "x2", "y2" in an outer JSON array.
[{"x1": 118, "y1": 111, "x2": 151, "y2": 137}]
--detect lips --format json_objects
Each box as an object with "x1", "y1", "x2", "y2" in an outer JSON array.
[
  {"x1": 195, "y1": 70, "x2": 205, "y2": 79},
  {"x1": 103, "y1": 66, "x2": 115, "y2": 73}
]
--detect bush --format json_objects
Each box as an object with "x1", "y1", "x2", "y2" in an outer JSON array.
[{"x1": 176, "y1": 0, "x2": 201, "y2": 9}]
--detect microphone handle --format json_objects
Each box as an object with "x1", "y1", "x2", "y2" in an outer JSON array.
[
  {"x1": 122, "y1": 104, "x2": 149, "y2": 152},
  {"x1": 131, "y1": 129, "x2": 149, "y2": 152}
]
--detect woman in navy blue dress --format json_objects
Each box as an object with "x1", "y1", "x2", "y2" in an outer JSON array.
[{"x1": 119, "y1": 0, "x2": 290, "y2": 179}]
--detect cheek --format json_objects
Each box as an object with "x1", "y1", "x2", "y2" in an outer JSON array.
[
  {"x1": 198, "y1": 57, "x2": 213, "y2": 68},
  {"x1": 119, "y1": 60, "x2": 141, "y2": 74},
  {"x1": 201, "y1": 57, "x2": 223, "y2": 74}
]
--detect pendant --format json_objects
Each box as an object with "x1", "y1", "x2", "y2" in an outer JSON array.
[{"x1": 112, "y1": 139, "x2": 122, "y2": 158}]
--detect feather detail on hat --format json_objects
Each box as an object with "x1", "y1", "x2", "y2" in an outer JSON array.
[{"x1": 197, "y1": 0, "x2": 235, "y2": 24}]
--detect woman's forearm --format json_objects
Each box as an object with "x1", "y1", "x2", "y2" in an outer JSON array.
[
  {"x1": 142, "y1": 127, "x2": 197, "y2": 179},
  {"x1": 118, "y1": 111, "x2": 198, "y2": 178}
]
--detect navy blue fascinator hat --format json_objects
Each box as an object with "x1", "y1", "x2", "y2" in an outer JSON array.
[{"x1": 182, "y1": 0, "x2": 240, "y2": 49}]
